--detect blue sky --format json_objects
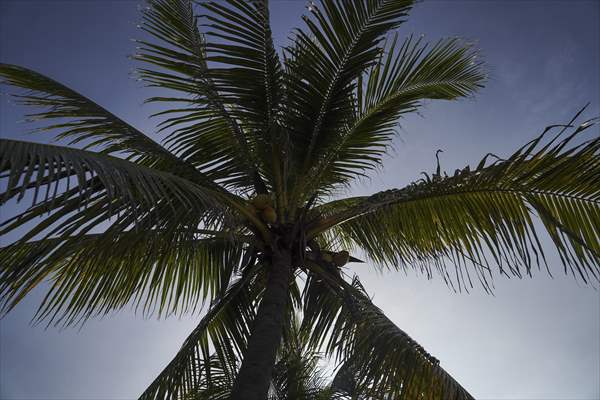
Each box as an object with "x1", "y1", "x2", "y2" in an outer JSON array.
[{"x1": 0, "y1": 0, "x2": 599, "y2": 399}]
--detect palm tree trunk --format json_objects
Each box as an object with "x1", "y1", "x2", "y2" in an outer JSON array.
[{"x1": 230, "y1": 248, "x2": 291, "y2": 400}]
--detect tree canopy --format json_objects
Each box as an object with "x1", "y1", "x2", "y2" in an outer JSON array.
[{"x1": 0, "y1": 0, "x2": 598, "y2": 399}]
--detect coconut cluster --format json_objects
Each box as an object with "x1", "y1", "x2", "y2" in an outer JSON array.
[{"x1": 251, "y1": 194, "x2": 277, "y2": 224}]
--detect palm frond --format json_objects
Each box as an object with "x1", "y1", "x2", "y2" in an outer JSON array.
[
  {"x1": 0, "y1": 139, "x2": 223, "y2": 220},
  {"x1": 135, "y1": 0, "x2": 265, "y2": 192},
  {"x1": 341, "y1": 278, "x2": 473, "y2": 399},
  {"x1": 0, "y1": 64, "x2": 211, "y2": 183},
  {"x1": 201, "y1": 0, "x2": 285, "y2": 194},
  {"x1": 328, "y1": 362, "x2": 359, "y2": 398},
  {"x1": 303, "y1": 263, "x2": 473, "y2": 399},
  {"x1": 140, "y1": 261, "x2": 260, "y2": 400},
  {"x1": 312, "y1": 112, "x2": 600, "y2": 289},
  {"x1": 270, "y1": 316, "x2": 329, "y2": 400},
  {"x1": 284, "y1": 0, "x2": 414, "y2": 201},
  {"x1": 0, "y1": 227, "x2": 246, "y2": 326},
  {"x1": 306, "y1": 33, "x2": 485, "y2": 194},
  {"x1": 0, "y1": 139, "x2": 255, "y2": 322},
  {"x1": 180, "y1": 351, "x2": 236, "y2": 400}
]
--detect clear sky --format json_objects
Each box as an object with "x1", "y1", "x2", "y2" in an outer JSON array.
[{"x1": 0, "y1": 0, "x2": 599, "y2": 399}]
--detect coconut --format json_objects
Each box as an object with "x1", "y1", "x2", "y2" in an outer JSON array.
[
  {"x1": 322, "y1": 252, "x2": 333, "y2": 263},
  {"x1": 261, "y1": 206, "x2": 277, "y2": 224},
  {"x1": 252, "y1": 194, "x2": 272, "y2": 210},
  {"x1": 333, "y1": 250, "x2": 349, "y2": 267}
]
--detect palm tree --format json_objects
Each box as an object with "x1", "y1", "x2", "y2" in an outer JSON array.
[{"x1": 0, "y1": 0, "x2": 598, "y2": 399}]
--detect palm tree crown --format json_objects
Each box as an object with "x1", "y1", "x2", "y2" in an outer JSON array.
[{"x1": 1, "y1": 0, "x2": 598, "y2": 399}]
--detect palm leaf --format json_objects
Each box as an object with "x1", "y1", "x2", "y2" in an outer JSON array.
[
  {"x1": 284, "y1": 0, "x2": 414, "y2": 202},
  {"x1": 270, "y1": 316, "x2": 330, "y2": 400},
  {"x1": 0, "y1": 139, "x2": 222, "y2": 218},
  {"x1": 312, "y1": 112, "x2": 600, "y2": 289},
  {"x1": 0, "y1": 139, "x2": 251, "y2": 324},
  {"x1": 135, "y1": 0, "x2": 265, "y2": 192},
  {"x1": 200, "y1": 0, "x2": 287, "y2": 203},
  {"x1": 341, "y1": 278, "x2": 473, "y2": 399},
  {"x1": 140, "y1": 261, "x2": 260, "y2": 400},
  {"x1": 0, "y1": 227, "x2": 246, "y2": 327},
  {"x1": 181, "y1": 351, "x2": 236, "y2": 400},
  {"x1": 0, "y1": 63, "x2": 210, "y2": 184},
  {"x1": 306, "y1": 33, "x2": 485, "y2": 195},
  {"x1": 303, "y1": 262, "x2": 473, "y2": 399}
]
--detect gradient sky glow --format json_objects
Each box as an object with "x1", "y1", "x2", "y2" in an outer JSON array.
[{"x1": 1, "y1": 1, "x2": 599, "y2": 399}]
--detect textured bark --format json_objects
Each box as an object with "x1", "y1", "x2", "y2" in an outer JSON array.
[{"x1": 230, "y1": 248, "x2": 291, "y2": 400}]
